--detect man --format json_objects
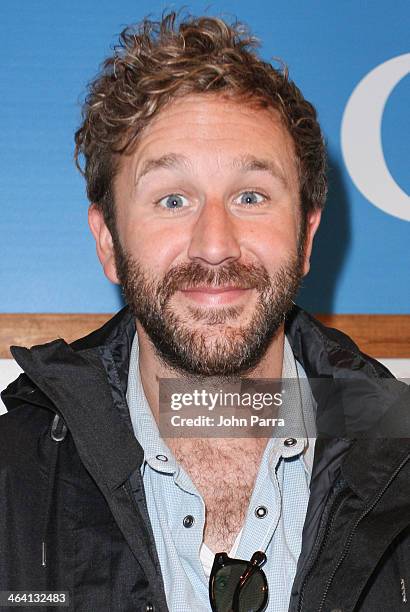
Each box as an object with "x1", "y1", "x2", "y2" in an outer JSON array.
[{"x1": 1, "y1": 11, "x2": 409, "y2": 612}]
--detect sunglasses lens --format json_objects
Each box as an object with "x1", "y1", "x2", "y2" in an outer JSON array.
[
  {"x1": 237, "y1": 570, "x2": 266, "y2": 612},
  {"x1": 212, "y1": 563, "x2": 266, "y2": 612}
]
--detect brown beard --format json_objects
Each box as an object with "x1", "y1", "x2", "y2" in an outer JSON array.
[{"x1": 112, "y1": 231, "x2": 306, "y2": 380}]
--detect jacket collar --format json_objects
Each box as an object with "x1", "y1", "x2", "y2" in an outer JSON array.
[{"x1": 8, "y1": 348, "x2": 141, "y2": 494}]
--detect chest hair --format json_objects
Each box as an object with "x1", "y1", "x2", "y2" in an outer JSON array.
[{"x1": 167, "y1": 437, "x2": 268, "y2": 553}]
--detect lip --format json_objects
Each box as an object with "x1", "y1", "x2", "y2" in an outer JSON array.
[
  {"x1": 182, "y1": 285, "x2": 249, "y2": 293},
  {"x1": 179, "y1": 286, "x2": 252, "y2": 305}
]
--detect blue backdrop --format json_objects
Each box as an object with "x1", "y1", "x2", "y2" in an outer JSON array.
[{"x1": 1, "y1": 1, "x2": 409, "y2": 313}]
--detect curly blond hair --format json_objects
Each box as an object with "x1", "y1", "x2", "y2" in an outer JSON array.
[{"x1": 74, "y1": 11, "x2": 327, "y2": 234}]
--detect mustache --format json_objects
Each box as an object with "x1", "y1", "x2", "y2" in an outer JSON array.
[{"x1": 157, "y1": 261, "x2": 272, "y2": 304}]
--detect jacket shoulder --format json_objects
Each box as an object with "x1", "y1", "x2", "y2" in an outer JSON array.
[{"x1": 287, "y1": 306, "x2": 396, "y2": 379}]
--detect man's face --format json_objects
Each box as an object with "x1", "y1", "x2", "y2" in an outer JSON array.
[{"x1": 90, "y1": 93, "x2": 321, "y2": 379}]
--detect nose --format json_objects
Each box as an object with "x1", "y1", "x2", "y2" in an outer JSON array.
[{"x1": 187, "y1": 197, "x2": 241, "y2": 265}]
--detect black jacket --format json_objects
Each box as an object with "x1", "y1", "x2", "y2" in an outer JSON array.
[{"x1": 1, "y1": 305, "x2": 409, "y2": 612}]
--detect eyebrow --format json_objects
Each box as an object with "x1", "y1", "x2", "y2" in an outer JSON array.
[
  {"x1": 231, "y1": 154, "x2": 288, "y2": 187},
  {"x1": 135, "y1": 152, "x2": 288, "y2": 187},
  {"x1": 135, "y1": 153, "x2": 191, "y2": 187}
]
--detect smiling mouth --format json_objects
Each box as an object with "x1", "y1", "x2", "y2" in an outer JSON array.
[{"x1": 179, "y1": 286, "x2": 253, "y2": 305}]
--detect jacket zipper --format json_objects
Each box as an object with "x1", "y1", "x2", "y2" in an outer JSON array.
[
  {"x1": 123, "y1": 477, "x2": 171, "y2": 612},
  {"x1": 317, "y1": 452, "x2": 410, "y2": 612},
  {"x1": 123, "y1": 477, "x2": 152, "y2": 546},
  {"x1": 123, "y1": 477, "x2": 163, "y2": 577},
  {"x1": 297, "y1": 480, "x2": 351, "y2": 611}
]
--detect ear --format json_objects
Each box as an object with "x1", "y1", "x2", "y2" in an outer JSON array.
[
  {"x1": 88, "y1": 204, "x2": 120, "y2": 285},
  {"x1": 302, "y1": 208, "x2": 322, "y2": 276}
]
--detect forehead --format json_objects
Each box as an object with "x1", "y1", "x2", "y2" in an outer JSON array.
[{"x1": 119, "y1": 93, "x2": 299, "y2": 185}]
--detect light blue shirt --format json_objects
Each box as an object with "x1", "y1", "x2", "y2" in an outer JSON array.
[{"x1": 126, "y1": 334, "x2": 316, "y2": 612}]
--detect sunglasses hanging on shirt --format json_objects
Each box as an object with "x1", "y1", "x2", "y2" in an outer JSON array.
[{"x1": 209, "y1": 550, "x2": 268, "y2": 612}]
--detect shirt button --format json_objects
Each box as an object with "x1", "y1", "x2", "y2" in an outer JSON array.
[
  {"x1": 255, "y1": 506, "x2": 268, "y2": 518},
  {"x1": 155, "y1": 454, "x2": 168, "y2": 462},
  {"x1": 284, "y1": 437, "x2": 297, "y2": 447},
  {"x1": 145, "y1": 604, "x2": 155, "y2": 612},
  {"x1": 183, "y1": 515, "x2": 195, "y2": 528}
]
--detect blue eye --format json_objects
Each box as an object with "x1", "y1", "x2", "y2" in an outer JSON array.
[
  {"x1": 235, "y1": 191, "x2": 266, "y2": 206},
  {"x1": 157, "y1": 194, "x2": 188, "y2": 209}
]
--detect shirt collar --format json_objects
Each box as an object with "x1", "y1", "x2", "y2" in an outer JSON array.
[
  {"x1": 126, "y1": 333, "x2": 177, "y2": 474},
  {"x1": 277, "y1": 336, "x2": 316, "y2": 475}
]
